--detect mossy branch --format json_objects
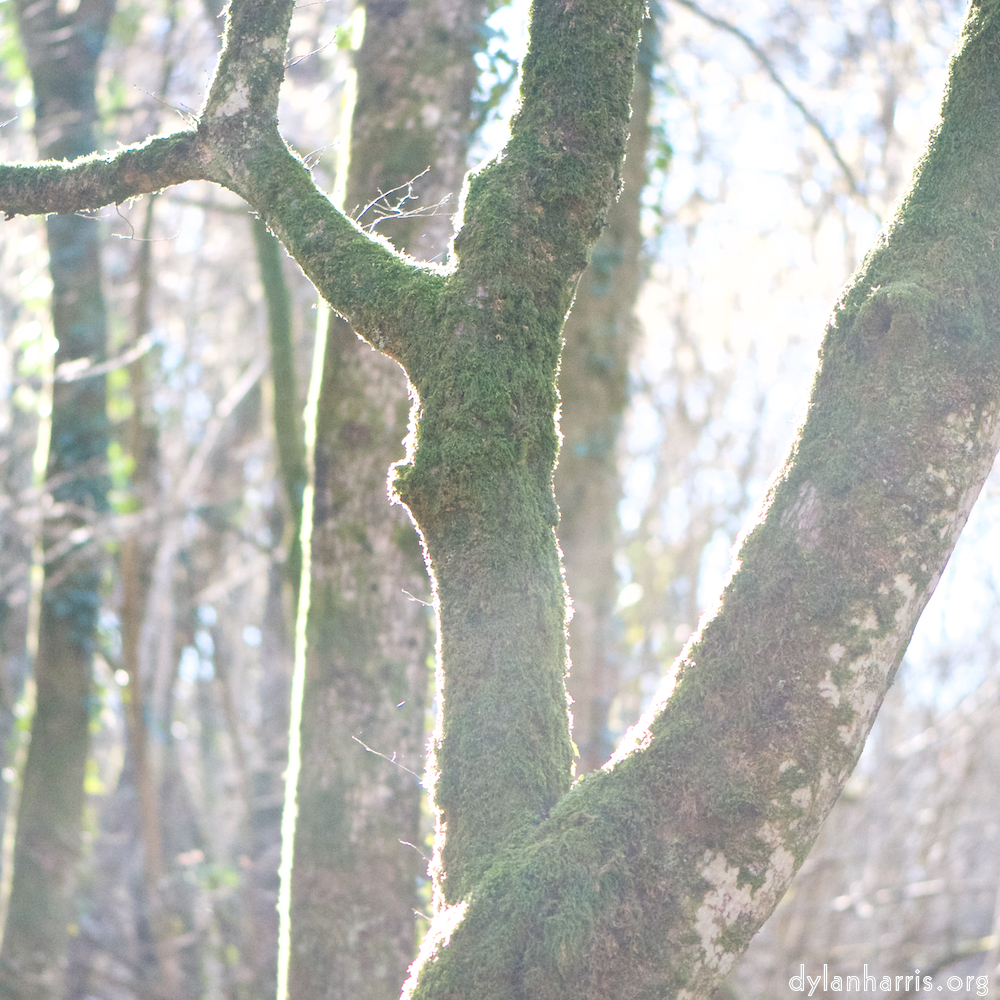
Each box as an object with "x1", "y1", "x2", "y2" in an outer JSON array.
[
  {"x1": 231, "y1": 134, "x2": 444, "y2": 364},
  {"x1": 0, "y1": 131, "x2": 207, "y2": 217},
  {"x1": 202, "y1": 0, "x2": 295, "y2": 121},
  {"x1": 453, "y1": 0, "x2": 641, "y2": 310},
  {"x1": 0, "y1": 0, "x2": 441, "y2": 359},
  {"x1": 0, "y1": 136, "x2": 442, "y2": 364}
]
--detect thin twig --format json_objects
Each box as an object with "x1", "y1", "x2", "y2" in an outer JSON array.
[
  {"x1": 352, "y1": 167, "x2": 453, "y2": 233},
  {"x1": 354, "y1": 167, "x2": 431, "y2": 224},
  {"x1": 9, "y1": 334, "x2": 156, "y2": 389},
  {"x1": 351, "y1": 736, "x2": 422, "y2": 781},
  {"x1": 55, "y1": 333, "x2": 156, "y2": 381},
  {"x1": 671, "y1": 0, "x2": 880, "y2": 222}
]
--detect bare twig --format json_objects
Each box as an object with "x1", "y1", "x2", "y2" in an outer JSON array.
[
  {"x1": 56, "y1": 334, "x2": 156, "y2": 382},
  {"x1": 352, "y1": 168, "x2": 453, "y2": 232},
  {"x1": 351, "y1": 736, "x2": 422, "y2": 781},
  {"x1": 671, "y1": 0, "x2": 880, "y2": 221}
]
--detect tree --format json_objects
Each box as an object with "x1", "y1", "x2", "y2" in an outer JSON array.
[
  {"x1": 282, "y1": 0, "x2": 481, "y2": 995},
  {"x1": 1, "y1": 0, "x2": 1000, "y2": 995},
  {"x1": 0, "y1": 0, "x2": 113, "y2": 993}
]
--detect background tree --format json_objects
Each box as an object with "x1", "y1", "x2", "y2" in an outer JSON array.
[
  {"x1": 555, "y1": 8, "x2": 654, "y2": 776},
  {"x1": 0, "y1": 0, "x2": 114, "y2": 994}
]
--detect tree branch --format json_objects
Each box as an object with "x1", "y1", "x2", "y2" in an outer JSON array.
[
  {"x1": 228, "y1": 133, "x2": 444, "y2": 365},
  {"x1": 0, "y1": 0, "x2": 445, "y2": 361},
  {"x1": 202, "y1": 0, "x2": 295, "y2": 122},
  {"x1": 672, "y1": 0, "x2": 879, "y2": 220},
  {"x1": 0, "y1": 131, "x2": 207, "y2": 217}
]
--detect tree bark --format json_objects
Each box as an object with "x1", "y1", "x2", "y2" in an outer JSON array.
[
  {"x1": 0, "y1": 0, "x2": 113, "y2": 994},
  {"x1": 557, "y1": 17, "x2": 653, "y2": 775},
  {"x1": 286, "y1": 1, "x2": 480, "y2": 995}
]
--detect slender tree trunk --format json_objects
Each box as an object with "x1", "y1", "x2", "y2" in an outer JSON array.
[
  {"x1": 285, "y1": 0, "x2": 480, "y2": 996},
  {"x1": 557, "y1": 18, "x2": 653, "y2": 775},
  {"x1": 117, "y1": 196, "x2": 183, "y2": 999},
  {"x1": 253, "y1": 217, "x2": 306, "y2": 597},
  {"x1": 0, "y1": 362, "x2": 36, "y2": 891},
  {"x1": 0, "y1": 0, "x2": 113, "y2": 996},
  {"x1": 238, "y1": 216, "x2": 303, "y2": 1000}
]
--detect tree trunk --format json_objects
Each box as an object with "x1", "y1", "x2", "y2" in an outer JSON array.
[
  {"x1": 253, "y1": 216, "x2": 306, "y2": 596},
  {"x1": 0, "y1": 0, "x2": 112, "y2": 994},
  {"x1": 556, "y1": 17, "x2": 653, "y2": 775},
  {"x1": 0, "y1": 337, "x2": 36, "y2": 896},
  {"x1": 115, "y1": 195, "x2": 183, "y2": 999},
  {"x1": 285, "y1": 0, "x2": 481, "y2": 997}
]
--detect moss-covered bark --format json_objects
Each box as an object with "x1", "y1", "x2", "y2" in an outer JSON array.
[
  {"x1": 0, "y1": 0, "x2": 113, "y2": 993},
  {"x1": 391, "y1": 0, "x2": 641, "y2": 904},
  {"x1": 287, "y1": 2, "x2": 481, "y2": 995},
  {"x1": 556, "y1": 16, "x2": 653, "y2": 775},
  {"x1": 402, "y1": 3, "x2": 1000, "y2": 995}
]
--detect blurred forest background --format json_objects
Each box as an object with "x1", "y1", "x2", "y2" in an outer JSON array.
[{"x1": 2, "y1": 0, "x2": 1000, "y2": 996}]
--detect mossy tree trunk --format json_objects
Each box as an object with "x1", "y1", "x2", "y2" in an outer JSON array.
[
  {"x1": 286, "y1": 1, "x2": 481, "y2": 996},
  {"x1": 0, "y1": 0, "x2": 113, "y2": 995},
  {"x1": 556, "y1": 16, "x2": 653, "y2": 775},
  {"x1": 4, "y1": 0, "x2": 1000, "y2": 996}
]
